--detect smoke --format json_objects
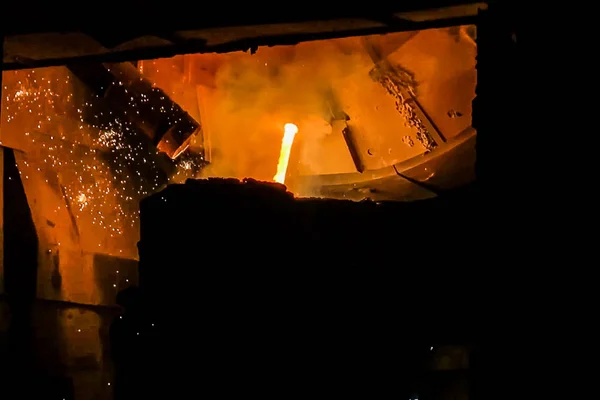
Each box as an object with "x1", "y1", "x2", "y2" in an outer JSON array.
[{"x1": 197, "y1": 37, "x2": 373, "y2": 192}]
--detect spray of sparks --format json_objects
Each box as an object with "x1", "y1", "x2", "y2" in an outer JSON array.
[{"x1": 2, "y1": 68, "x2": 201, "y2": 251}]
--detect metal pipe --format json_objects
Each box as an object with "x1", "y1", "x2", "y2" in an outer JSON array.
[
  {"x1": 341, "y1": 124, "x2": 365, "y2": 173},
  {"x1": 325, "y1": 89, "x2": 364, "y2": 173}
]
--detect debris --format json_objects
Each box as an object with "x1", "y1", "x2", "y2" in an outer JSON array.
[
  {"x1": 447, "y1": 109, "x2": 463, "y2": 118},
  {"x1": 402, "y1": 135, "x2": 415, "y2": 147},
  {"x1": 370, "y1": 65, "x2": 437, "y2": 151}
]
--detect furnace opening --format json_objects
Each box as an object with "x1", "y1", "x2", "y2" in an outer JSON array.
[
  {"x1": 140, "y1": 25, "x2": 477, "y2": 199},
  {"x1": 0, "y1": 26, "x2": 476, "y2": 301}
]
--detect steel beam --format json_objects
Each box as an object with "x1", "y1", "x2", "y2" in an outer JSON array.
[
  {"x1": 2, "y1": 14, "x2": 478, "y2": 71},
  {"x1": 3, "y1": 1, "x2": 484, "y2": 36}
]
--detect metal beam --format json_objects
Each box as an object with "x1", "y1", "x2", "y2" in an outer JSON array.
[
  {"x1": 2, "y1": 14, "x2": 478, "y2": 71},
  {"x1": 2, "y1": 2, "x2": 484, "y2": 36}
]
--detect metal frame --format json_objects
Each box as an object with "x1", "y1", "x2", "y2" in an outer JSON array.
[{"x1": 1, "y1": 13, "x2": 480, "y2": 71}]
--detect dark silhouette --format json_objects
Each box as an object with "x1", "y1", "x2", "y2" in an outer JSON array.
[
  {"x1": 2, "y1": 147, "x2": 73, "y2": 398},
  {"x1": 3, "y1": 148, "x2": 38, "y2": 373},
  {"x1": 110, "y1": 286, "x2": 152, "y2": 399},
  {"x1": 110, "y1": 177, "x2": 478, "y2": 399},
  {"x1": 4, "y1": 2, "x2": 525, "y2": 399}
]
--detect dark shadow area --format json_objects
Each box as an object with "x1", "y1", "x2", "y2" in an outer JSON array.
[
  {"x1": 0, "y1": 2, "x2": 527, "y2": 399},
  {"x1": 3, "y1": 147, "x2": 39, "y2": 366},
  {"x1": 111, "y1": 177, "x2": 480, "y2": 399},
  {"x1": 1, "y1": 148, "x2": 73, "y2": 398},
  {"x1": 110, "y1": 3, "x2": 523, "y2": 399},
  {"x1": 3, "y1": 1, "x2": 483, "y2": 71},
  {"x1": 5, "y1": 1, "x2": 481, "y2": 36}
]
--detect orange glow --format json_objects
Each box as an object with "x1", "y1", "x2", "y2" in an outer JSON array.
[
  {"x1": 0, "y1": 27, "x2": 478, "y2": 281},
  {"x1": 273, "y1": 123, "x2": 298, "y2": 184},
  {"x1": 136, "y1": 27, "x2": 477, "y2": 193}
]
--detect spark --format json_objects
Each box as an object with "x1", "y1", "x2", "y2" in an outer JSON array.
[
  {"x1": 2, "y1": 68, "x2": 201, "y2": 255},
  {"x1": 76, "y1": 193, "x2": 88, "y2": 211}
]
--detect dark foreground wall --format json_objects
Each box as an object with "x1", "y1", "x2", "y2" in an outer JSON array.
[
  {"x1": 118, "y1": 178, "x2": 481, "y2": 399},
  {"x1": 0, "y1": 298, "x2": 117, "y2": 399},
  {"x1": 139, "y1": 178, "x2": 481, "y2": 324}
]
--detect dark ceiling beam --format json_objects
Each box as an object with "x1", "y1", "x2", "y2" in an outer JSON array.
[
  {"x1": 2, "y1": 1, "x2": 485, "y2": 36},
  {"x1": 2, "y1": 14, "x2": 478, "y2": 71}
]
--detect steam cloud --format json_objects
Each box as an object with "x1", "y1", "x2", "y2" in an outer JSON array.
[{"x1": 196, "y1": 37, "x2": 374, "y2": 193}]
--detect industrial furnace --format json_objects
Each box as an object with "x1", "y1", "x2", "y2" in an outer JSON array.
[
  {"x1": 0, "y1": 2, "x2": 518, "y2": 399},
  {"x1": 0, "y1": 21, "x2": 479, "y2": 305}
]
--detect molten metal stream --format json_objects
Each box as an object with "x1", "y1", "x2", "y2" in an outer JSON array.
[{"x1": 273, "y1": 123, "x2": 298, "y2": 184}]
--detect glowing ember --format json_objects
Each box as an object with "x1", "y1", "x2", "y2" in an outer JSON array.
[
  {"x1": 273, "y1": 123, "x2": 298, "y2": 184},
  {"x1": 98, "y1": 129, "x2": 126, "y2": 150},
  {"x1": 180, "y1": 160, "x2": 193, "y2": 170}
]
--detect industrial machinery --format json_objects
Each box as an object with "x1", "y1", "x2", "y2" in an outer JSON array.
[{"x1": 0, "y1": 2, "x2": 503, "y2": 398}]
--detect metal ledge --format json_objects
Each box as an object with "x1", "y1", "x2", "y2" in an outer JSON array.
[{"x1": 295, "y1": 127, "x2": 476, "y2": 188}]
